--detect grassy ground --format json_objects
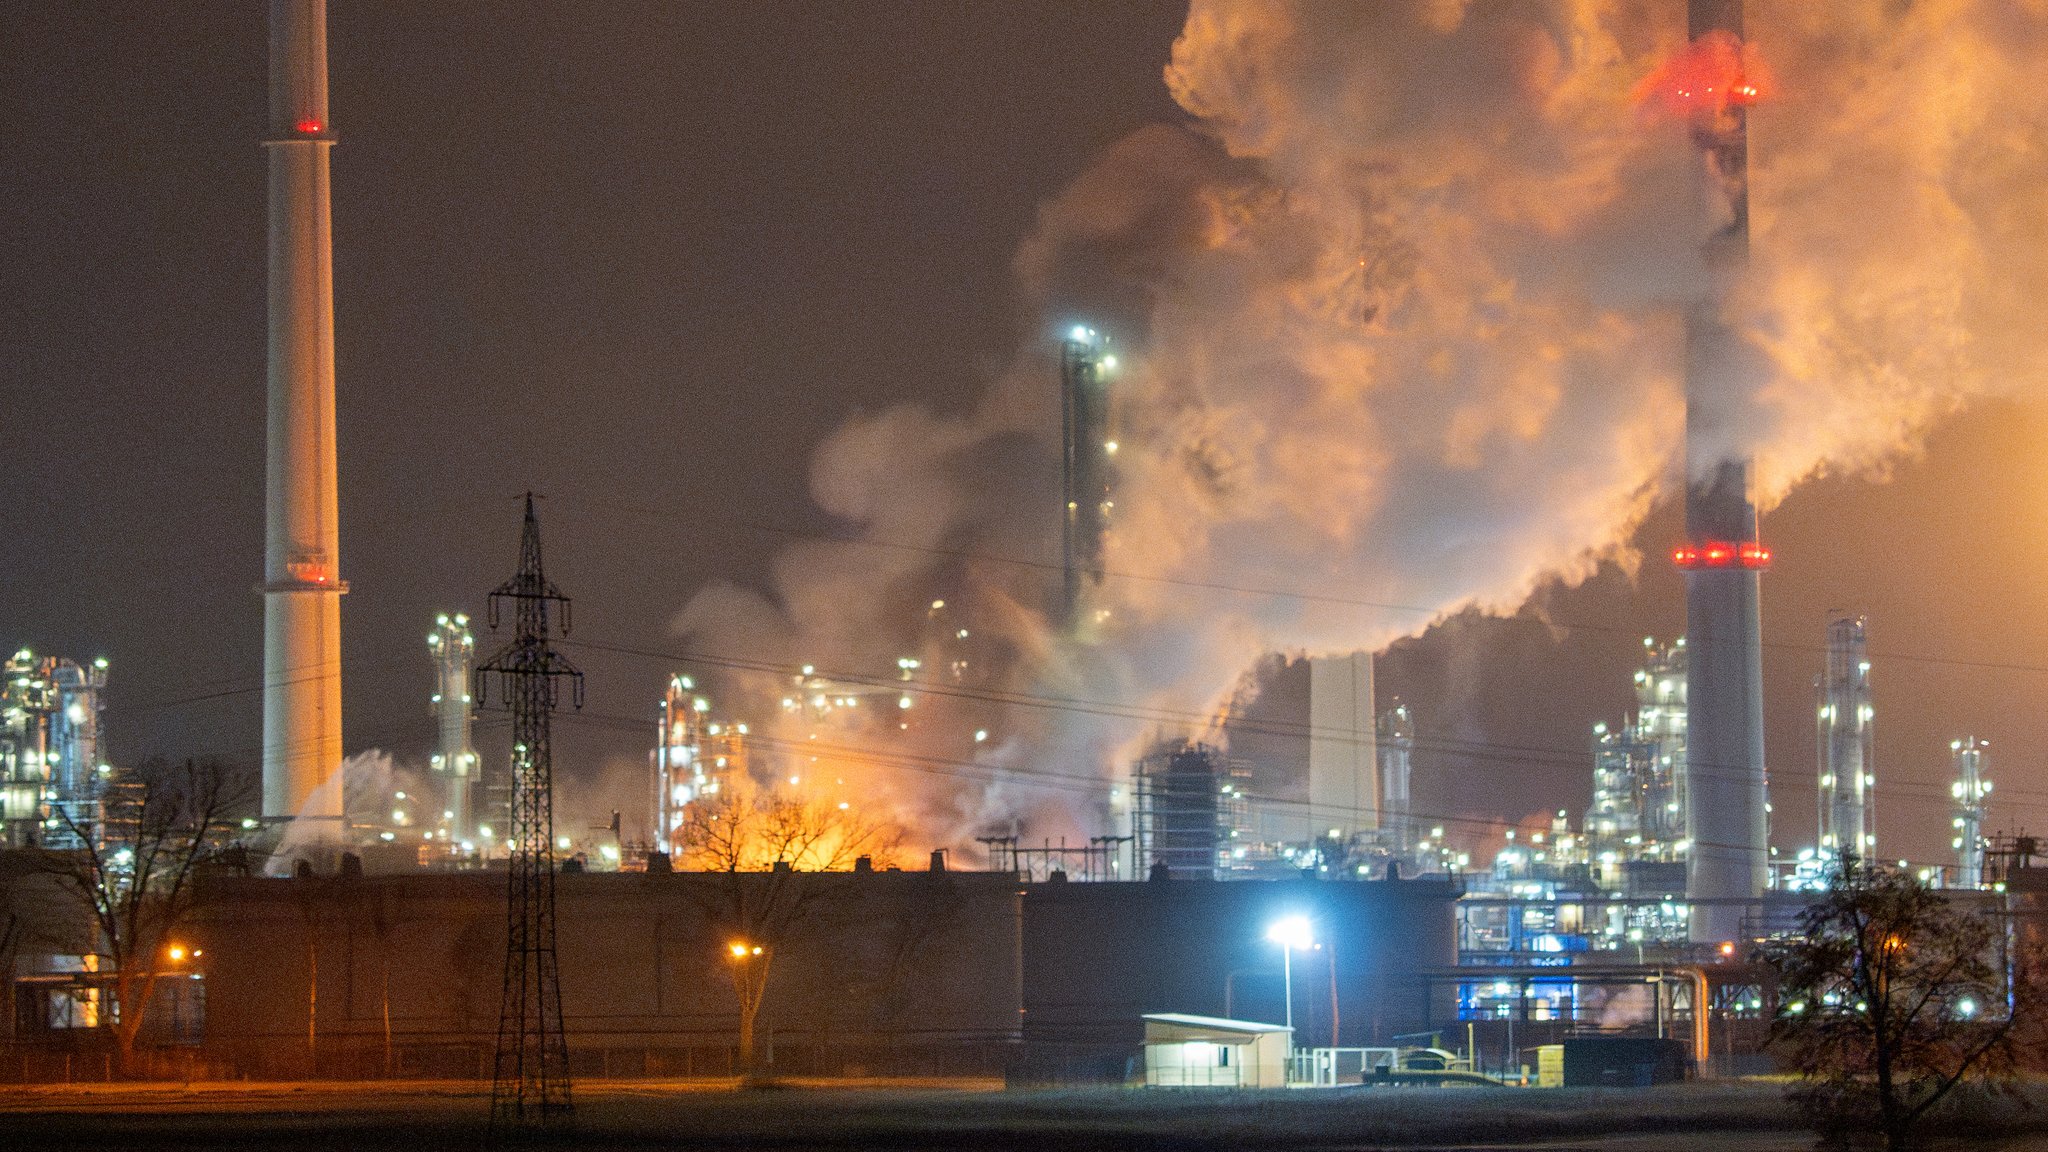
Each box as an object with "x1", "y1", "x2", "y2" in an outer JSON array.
[{"x1": 2, "y1": 1077, "x2": 2045, "y2": 1150}]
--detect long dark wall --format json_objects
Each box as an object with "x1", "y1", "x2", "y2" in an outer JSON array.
[
  {"x1": 1022, "y1": 876, "x2": 1459, "y2": 1048},
  {"x1": 181, "y1": 870, "x2": 1456, "y2": 1075},
  {"x1": 190, "y1": 869, "x2": 1023, "y2": 1072}
]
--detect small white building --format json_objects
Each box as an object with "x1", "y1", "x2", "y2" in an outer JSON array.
[{"x1": 1142, "y1": 1013, "x2": 1292, "y2": 1088}]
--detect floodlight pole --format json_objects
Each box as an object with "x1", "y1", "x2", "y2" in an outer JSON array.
[{"x1": 1280, "y1": 943, "x2": 1295, "y2": 1040}]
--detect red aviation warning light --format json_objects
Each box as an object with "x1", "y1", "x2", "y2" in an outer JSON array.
[
  {"x1": 295, "y1": 118, "x2": 324, "y2": 135},
  {"x1": 1673, "y1": 540, "x2": 1771, "y2": 570},
  {"x1": 1632, "y1": 30, "x2": 1772, "y2": 118},
  {"x1": 286, "y1": 553, "x2": 334, "y2": 585}
]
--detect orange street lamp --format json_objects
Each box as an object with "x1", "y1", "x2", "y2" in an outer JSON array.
[{"x1": 725, "y1": 940, "x2": 771, "y2": 1076}]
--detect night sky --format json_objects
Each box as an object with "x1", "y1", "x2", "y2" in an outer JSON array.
[{"x1": 4, "y1": 2, "x2": 2046, "y2": 868}]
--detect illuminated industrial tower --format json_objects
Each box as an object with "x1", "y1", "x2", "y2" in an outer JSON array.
[
  {"x1": 1673, "y1": 0, "x2": 1770, "y2": 943},
  {"x1": 428, "y1": 614, "x2": 477, "y2": 842},
  {"x1": 1060, "y1": 327, "x2": 1115, "y2": 628},
  {"x1": 1951, "y1": 737, "x2": 1990, "y2": 888},
  {"x1": 654, "y1": 677, "x2": 750, "y2": 857},
  {"x1": 654, "y1": 675, "x2": 703, "y2": 856},
  {"x1": 0, "y1": 650, "x2": 108, "y2": 849},
  {"x1": 44, "y1": 655, "x2": 109, "y2": 849},
  {"x1": 260, "y1": 0, "x2": 346, "y2": 824},
  {"x1": 1815, "y1": 614, "x2": 1874, "y2": 861},
  {"x1": 1584, "y1": 638, "x2": 1688, "y2": 872},
  {"x1": 1376, "y1": 701, "x2": 1414, "y2": 860}
]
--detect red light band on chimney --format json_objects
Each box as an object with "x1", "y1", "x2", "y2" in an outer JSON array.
[
  {"x1": 1673, "y1": 540, "x2": 1771, "y2": 570},
  {"x1": 295, "y1": 119, "x2": 324, "y2": 134}
]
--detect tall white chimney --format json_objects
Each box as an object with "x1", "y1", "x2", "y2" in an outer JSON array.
[{"x1": 261, "y1": 0, "x2": 346, "y2": 824}]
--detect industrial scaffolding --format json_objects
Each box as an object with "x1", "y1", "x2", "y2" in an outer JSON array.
[
  {"x1": 1583, "y1": 638, "x2": 1689, "y2": 878},
  {"x1": 976, "y1": 834, "x2": 1132, "y2": 882},
  {"x1": 1132, "y1": 741, "x2": 1248, "y2": 880}
]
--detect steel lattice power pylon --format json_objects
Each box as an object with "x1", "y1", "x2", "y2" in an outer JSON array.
[{"x1": 478, "y1": 494, "x2": 582, "y2": 1124}]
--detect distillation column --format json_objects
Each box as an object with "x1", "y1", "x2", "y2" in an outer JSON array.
[
  {"x1": 429, "y1": 614, "x2": 477, "y2": 842},
  {"x1": 1376, "y1": 701, "x2": 1414, "y2": 862},
  {"x1": 1815, "y1": 615, "x2": 1874, "y2": 861},
  {"x1": 46, "y1": 656, "x2": 108, "y2": 849},
  {"x1": 260, "y1": 0, "x2": 346, "y2": 824},
  {"x1": 1951, "y1": 737, "x2": 1990, "y2": 888},
  {"x1": 654, "y1": 675, "x2": 703, "y2": 857}
]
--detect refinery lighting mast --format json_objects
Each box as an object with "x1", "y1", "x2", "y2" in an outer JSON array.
[
  {"x1": 429, "y1": 614, "x2": 477, "y2": 843},
  {"x1": 1951, "y1": 737, "x2": 1991, "y2": 888},
  {"x1": 1673, "y1": 0, "x2": 1770, "y2": 943},
  {"x1": 1815, "y1": 614, "x2": 1875, "y2": 862},
  {"x1": 260, "y1": 0, "x2": 346, "y2": 828}
]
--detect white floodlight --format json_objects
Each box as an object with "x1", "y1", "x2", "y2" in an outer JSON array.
[
  {"x1": 1265, "y1": 916, "x2": 1313, "y2": 951},
  {"x1": 1265, "y1": 915, "x2": 1314, "y2": 1059}
]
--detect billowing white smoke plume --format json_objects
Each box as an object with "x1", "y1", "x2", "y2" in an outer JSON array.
[
  {"x1": 677, "y1": 0, "x2": 2048, "y2": 853},
  {"x1": 1728, "y1": 0, "x2": 2048, "y2": 496}
]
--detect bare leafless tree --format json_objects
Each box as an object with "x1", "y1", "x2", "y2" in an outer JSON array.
[
  {"x1": 36, "y1": 757, "x2": 251, "y2": 1074},
  {"x1": 678, "y1": 776, "x2": 905, "y2": 875},
  {"x1": 674, "y1": 776, "x2": 904, "y2": 1078}
]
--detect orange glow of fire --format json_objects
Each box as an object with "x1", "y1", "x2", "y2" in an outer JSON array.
[{"x1": 1632, "y1": 31, "x2": 1772, "y2": 118}]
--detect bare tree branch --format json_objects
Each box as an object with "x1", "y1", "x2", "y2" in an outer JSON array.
[
  {"x1": 672, "y1": 776, "x2": 907, "y2": 1078},
  {"x1": 32, "y1": 757, "x2": 254, "y2": 1074}
]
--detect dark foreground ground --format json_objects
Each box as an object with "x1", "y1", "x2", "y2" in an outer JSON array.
[{"x1": 1, "y1": 1077, "x2": 2044, "y2": 1151}]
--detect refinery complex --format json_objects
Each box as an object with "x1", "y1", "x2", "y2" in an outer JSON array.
[
  {"x1": 7, "y1": 0, "x2": 2048, "y2": 1104},
  {"x1": 0, "y1": 0, "x2": 2021, "y2": 961}
]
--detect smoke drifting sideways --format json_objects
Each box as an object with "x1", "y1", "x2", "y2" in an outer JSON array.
[
  {"x1": 266, "y1": 750, "x2": 425, "y2": 874},
  {"x1": 675, "y1": 0, "x2": 2048, "y2": 856}
]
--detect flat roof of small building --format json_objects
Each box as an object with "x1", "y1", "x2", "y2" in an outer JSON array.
[{"x1": 1142, "y1": 1013, "x2": 1292, "y2": 1035}]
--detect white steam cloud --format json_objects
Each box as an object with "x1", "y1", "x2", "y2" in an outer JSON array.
[{"x1": 677, "y1": 0, "x2": 2048, "y2": 853}]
